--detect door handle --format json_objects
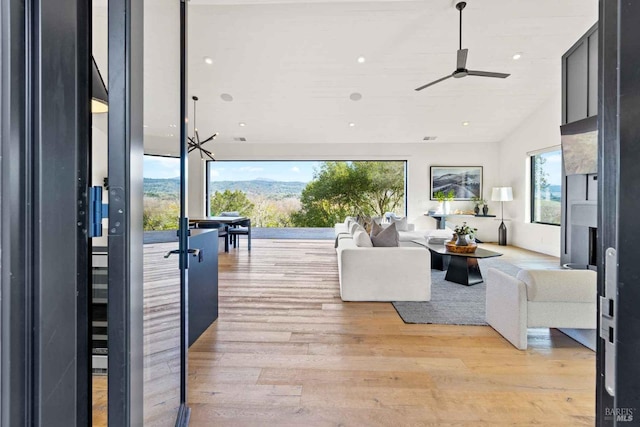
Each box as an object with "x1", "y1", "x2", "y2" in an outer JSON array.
[
  {"x1": 164, "y1": 248, "x2": 201, "y2": 259},
  {"x1": 164, "y1": 249, "x2": 180, "y2": 259}
]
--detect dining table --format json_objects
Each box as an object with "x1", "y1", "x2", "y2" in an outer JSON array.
[{"x1": 189, "y1": 216, "x2": 251, "y2": 251}]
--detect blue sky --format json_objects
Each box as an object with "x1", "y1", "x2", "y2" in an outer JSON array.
[
  {"x1": 143, "y1": 156, "x2": 320, "y2": 182},
  {"x1": 209, "y1": 161, "x2": 320, "y2": 182},
  {"x1": 144, "y1": 155, "x2": 181, "y2": 179},
  {"x1": 540, "y1": 150, "x2": 562, "y2": 186}
]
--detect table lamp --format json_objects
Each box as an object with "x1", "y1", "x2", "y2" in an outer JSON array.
[{"x1": 491, "y1": 187, "x2": 513, "y2": 246}]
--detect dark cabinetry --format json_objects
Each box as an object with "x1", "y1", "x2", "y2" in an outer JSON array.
[
  {"x1": 560, "y1": 23, "x2": 599, "y2": 267},
  {"x1": 562, "y1": 23, "x2": 599, "y2": 124},
  {"x1": 188, "y1": 229, "x2": 219, "y2": 346}
]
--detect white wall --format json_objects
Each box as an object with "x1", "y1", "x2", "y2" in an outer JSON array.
[
  {"x1": 498, "y1": 96, "x2": 562, "y2": 256},
  {"x1": 177, "y1": 141, "x2": 503, "y2": 243}
]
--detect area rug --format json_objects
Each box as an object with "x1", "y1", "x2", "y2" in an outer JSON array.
[{"x1": 392, "y1": 258, "x2": 522, "y2": 326}]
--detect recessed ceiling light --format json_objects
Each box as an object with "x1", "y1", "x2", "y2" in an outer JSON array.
[
  {"x1": 512, "y1": 52, "x2": 522, "y2": 60},
  {"x1": 220, "y1": 93, "x2": 234, "y2": 102},
  {"x1": 239, "y1": 122, "x2": 246, "y2": 127},
  {"x1": 143, "y1": 125, "x2": 149, "y2": 128},
  {"x1": 357, "y1": 56, "x2": 366, "y2": 64},
  {"x1": 167, "y1": 133, "x2": 174, "y2": 137},
  {"x1": 349, "y1": 92, "x2": 362, "y2": 101},
  {"x1": 169, "y1": 124, "x2": 177, "y2": 128},
  {"x1": 349, "y1": 122, "x2": 355, "y2": 127},
  {"x1": 462, "y1": 121, "x2": 470, "y2": 127},
  {"x1": 204, "y1": 57, "x2": 213, "y2": 65}
]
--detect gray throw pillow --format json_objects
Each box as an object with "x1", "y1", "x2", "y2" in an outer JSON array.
[
  {"x1": 371, "y1": 222, "x2": 399, "y2": 247},
  {"x1": 370, "y1": 221, "x2": 383, "y2": 237}
]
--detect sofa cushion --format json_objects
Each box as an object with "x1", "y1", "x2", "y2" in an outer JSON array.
[
  {"x1": 345, "y1": 216, "x2": 357, "y2": 227},
  {"x1": 349, "y1": 222, "x2": 365, "y2": 235},
  {"x1": 371, "y1": 222, "x2": 399, "y2": 247},
  {"x1": 516, "y1": 269, "x2": 597, "y2": 303},
  {"x1": 353, "y1": 230, "x2": 373, "y2": 247},
  {"x1": 390, "y1": 216, "x2": 409, "y2": 231}
]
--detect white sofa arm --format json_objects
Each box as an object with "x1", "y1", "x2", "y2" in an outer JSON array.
[
  {"x1": 339, "y1": 247, "x2": 431, "y2": 302},
  {"x1": 486, "y1": 268, "x2": 528, "y2": 349}
]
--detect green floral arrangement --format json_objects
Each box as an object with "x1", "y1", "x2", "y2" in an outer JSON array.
[
  {"x1": 454, "y1": 222, "x2": 477, "y2": 237},
  {"x1": 434, "y1": 190, "x2": 455, "y2": 202}
]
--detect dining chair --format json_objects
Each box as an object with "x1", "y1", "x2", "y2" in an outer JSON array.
[
  {"x1": 195, "y1": 221, "x2": 229, "y2": 253},
  {"x1": 228, "y1": 218, "x2": 251, "y2": 250}
]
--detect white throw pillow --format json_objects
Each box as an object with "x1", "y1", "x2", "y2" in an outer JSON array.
[
  {"x1": 353, "y1": 230, "x2": 373, "y2": 247},
  {"x1": 349, "y1": 222, "x2": 364, "y2": 235},
  {"x1": 390, "y1": 216, "x2": 409, "y2": 231}
]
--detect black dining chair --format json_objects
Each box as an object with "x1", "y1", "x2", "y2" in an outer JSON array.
[
  {"x1": 218, "y1": 212, "x2": 251, "y2": 251},
  {"x1": 195, "y1": 221, "x2": 229, "y2": 253},
  {"x1": 228, "y1": 218, "x2": 251, "y2": 251}
]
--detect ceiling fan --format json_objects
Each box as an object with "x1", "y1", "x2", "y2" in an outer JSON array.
[{"x1": 414, "y1": 1, "x2": 510, "y2": 92}]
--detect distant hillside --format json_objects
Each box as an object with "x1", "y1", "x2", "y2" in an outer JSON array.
[
  {"x1": 209, "y1": 180, "x2": 307, "y2": 198},
  {"x1": 143, "y1": 178, "x2": 307, "y2": 199},
  {"x1": 144, "y1": 178, "x2": 180, "y2": 198}
]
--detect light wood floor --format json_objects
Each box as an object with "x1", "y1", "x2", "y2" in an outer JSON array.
[{"x1": 187, "y1": 240, "x2": 596, "y2": 426}]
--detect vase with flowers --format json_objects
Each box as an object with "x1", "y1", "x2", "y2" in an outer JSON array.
[
  {"x1": 453, "y1": 222, "x2": 477, "y2": 246},
  {"x1": 434, "y1": 190, "x2": 455, "y2": 214},
  {"x1": 446, "y1": 222, "x2": 478, "y2": 253}
]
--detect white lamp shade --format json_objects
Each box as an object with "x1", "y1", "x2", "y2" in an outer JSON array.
[{"x1": 491, "y1": 187, "x2": 513, "y2": 202}]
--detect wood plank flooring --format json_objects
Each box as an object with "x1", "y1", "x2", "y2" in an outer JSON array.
[{"x1": 188, "y1": 240, "x2": 595, "y2": 426}]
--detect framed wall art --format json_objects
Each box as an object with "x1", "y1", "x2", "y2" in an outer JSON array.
[{"x1": 430, "y1": 166, "x2": 483, "y2": 201}]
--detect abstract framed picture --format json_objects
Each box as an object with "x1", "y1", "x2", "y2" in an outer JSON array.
[{"x1": 430, "y1": 166, "x2": 483, "y2": 200}]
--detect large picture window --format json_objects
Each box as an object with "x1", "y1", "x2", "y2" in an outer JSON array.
[
  {"x1": 143, "y1": 155, "x2": 180, "y2": 230},
  {"x1": 207, "y1": 161, "x2": 407, "y2": 228},
  {"x1": 531, "y1": 149, "x2": 562, "y2": 225}
]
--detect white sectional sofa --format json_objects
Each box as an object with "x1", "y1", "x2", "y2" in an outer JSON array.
[
  {"x1": 334, "y1": 218, "x2": 431, "y2": 302},
  {"x1": 334, "y1": 217, "x2": 425, "y2": 243},
  {"x1": 486, "y1": 268, "x2": 597, "y2": 349}
]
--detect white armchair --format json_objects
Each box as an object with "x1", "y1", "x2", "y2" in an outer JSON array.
[{"x1": 485, "y1": 268, "x2": 597, "y2": 350}]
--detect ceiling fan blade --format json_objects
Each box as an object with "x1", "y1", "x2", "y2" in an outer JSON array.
[
  {"x1": 414, "y1": 74, "x2": 453, "y2": 91},
  {"x1": 467, "y1": 70, "x2": 510, "y2": 79},
  {"x1": 456, "y1": 49, "x2": 468, "y2": 69}
]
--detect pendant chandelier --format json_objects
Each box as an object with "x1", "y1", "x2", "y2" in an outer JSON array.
[{"x1": 188, "y1": 96, "x2": 217, "y2": 160}]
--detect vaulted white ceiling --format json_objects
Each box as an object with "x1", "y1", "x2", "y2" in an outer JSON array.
[{"x1": 137, "y1": 0, "x2": 598, "y2": 151}]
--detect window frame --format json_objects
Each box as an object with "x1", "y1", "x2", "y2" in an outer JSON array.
[
  {"x1": 530, "y1": 149, "x2": 562, "y2": 226},
  {"x1": 206, "y1": 160, "x2": 409, "y2": 219}
]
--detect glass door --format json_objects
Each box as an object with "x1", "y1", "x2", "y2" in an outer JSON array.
[
  {"x1": 141, "y1": 0, "x2": 189, "y2": 424},
  {"x1": 99, "y1": 0, "x2": 189, "y2": 425}
]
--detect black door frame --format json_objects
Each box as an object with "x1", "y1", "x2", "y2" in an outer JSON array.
[
  {"x1": 107, "y1": 0, "x2": 190, "y2": 425},
  {"x1": 107, "y1": 0, "x2": 145, "y2": 425},
  {"x1": 597, "y1": 0, "x2": 640, "y2": 424},
  {"x1": 1, "y1": 0, "x2": 91, "y2": 425}
]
